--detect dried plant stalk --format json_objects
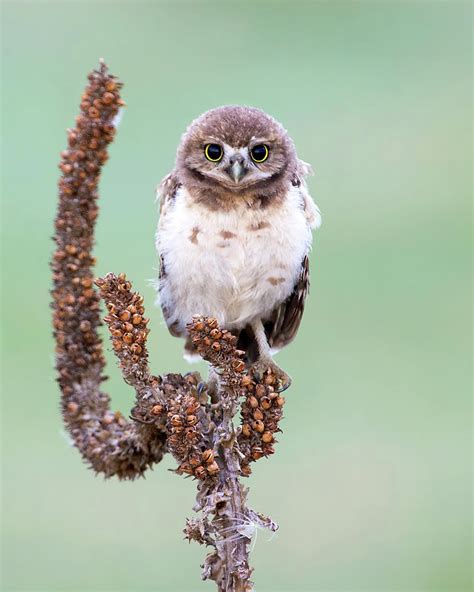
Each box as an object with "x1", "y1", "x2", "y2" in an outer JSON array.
[
  {"x1": 51, "y1": 61, "x2": 161, "y2": 478},
  {"x1": 52, "y1": 62, "x2": 288, "y2": 592}
]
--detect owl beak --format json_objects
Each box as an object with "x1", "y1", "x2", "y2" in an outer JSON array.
[{"x1": 229, "y1": 160, "x2": 246, "y2": 184}]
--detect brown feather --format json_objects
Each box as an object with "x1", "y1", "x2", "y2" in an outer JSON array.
[{"x1": 265, "y1": 255, "x2": 310, "y2": 350}]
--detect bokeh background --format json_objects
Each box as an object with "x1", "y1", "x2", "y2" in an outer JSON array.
[{"x1": 1, "y1": 1, "x2": 472, "y2": 591}]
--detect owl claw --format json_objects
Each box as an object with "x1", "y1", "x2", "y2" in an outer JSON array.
[{"x1": 250, "y1": 358, "x2": 292, "y2": 393}]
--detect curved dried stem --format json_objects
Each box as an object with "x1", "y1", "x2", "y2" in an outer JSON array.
[{"x1": 51, "y1": 62, "x2": 166, "y2": 478}]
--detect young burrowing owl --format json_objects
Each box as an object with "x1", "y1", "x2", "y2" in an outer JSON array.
[{"x1": 155, "y1": 106, "x2": 321, "y2": 389}]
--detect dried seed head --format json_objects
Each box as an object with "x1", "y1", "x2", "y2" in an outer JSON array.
[
  {"x1": 201, "y1": 449, "x2": 214, "y2": 464},
  {"x1": 248, "y1": 396, "x2": 259, "y2": 409},
  {"x1": 252, "y1": 447, "x2": 264, "y2": 460},
  {"x1": 194, "y1": 466, "x2": 206, "y2": 480},
  {"x1": 186, "y1": 399, "x2": 200, "y2": 414},
  {"x1": 232, "y1": 359, "x2": 245, "y2": 373},
  {"x1": 119, "y1": 310, "x2": 131, "y2": 321},
  {"x1": 241, "y1": 375, "x2": 252, "y2": 387},
  {"x1": 207, "y1": 318, "x2": 218, "y2": 329},
  {"x1": 206, "y1": 461, "x2": 219, "y2": 475},
  {"x1": 179, "y1": 462, "x2": 193, "y2": 475},
  {"x1": 189, "y1": 455, "x2": 201, "y2": 468},
  {"x1": 241, "y1": 424, "x2": 251, "y2": 437},
  {"x1": 123, "y1": 332, "x2": 133, "y2": 344},
  {"x1": 67, "y1": 401, "x2": 79, "y2": 414},
  {"x1": 264, "y1": 374, "x2": 276, "y2": 385}
]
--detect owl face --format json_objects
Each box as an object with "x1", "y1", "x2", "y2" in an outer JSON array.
[{"x1": 176, "y1": 106, "x2": 297, "y2": 195}]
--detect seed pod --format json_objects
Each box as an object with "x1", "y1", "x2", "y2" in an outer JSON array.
[
  {"x1": 132, "y1": 314, "x2": 142, "y2": 325},
  {"x1": 189, "y1": 455, "x2": 201, "y2": 468},
  {"x1": 186, "y1": 399, "x2": 200, "y2": 414},
  {"x1": 202, "y1": 449, "x2": 214, "y2": 464},
  {"x1": 186, "y1": 414, "x2": 198, "y2": 426},
  {"x1": 123, "y1": 332, "x2": 133, "y2": 344},
  {"x1": 180, "y1": 463, "x2": 194, "y2": 475},
  {"x1": 232, "y1": 359, "x2": 245, "y2": 373},
  {"x1": 264, "y1": 374, "x2": 276, "y2": 385},
  {"x1": 207, "y1": 318, "x2": 218, "y2": 329},
  {"x1": 255, "y1": 384, "x2": 266, "y2": 398},
  {"x1": 241, "y1": 424, "x2": 251, "y2": 437},
  {"x1": 248, "y1": 396, "x2": 259, "y2": 409},
  {"x1": 102, "y1": 91, "x2": 115, "y2": 104},
  {"x1": 151, "y1": 404, "x2": 163, "y2": 415},
  {"x1": 253, "y1": 419, "x2": 265, "y2": 433},
  {"x1": 262, "y1": 431, "x2": 273, "y2": 443},
  {"x1": 253, "y1": 408, "x2": 264, "y2": 421},
  {"x1": 206, "y1": 461, "x2": 219, "y2": 475},
  {"x1": 119, "y1": 310, "x2": 131, "y2": 321},
  {"x1": 194, "y1": 466, "x2": 206, "y2": 480},
  {"x1": 241, "y1": 464, "x2": 252, "y2": 476},
  {"x1": 276, "y1": 396, "x2": 285, "y2": 407},
  {"x1": 241, "y1": 375, "x2": 252, "y2": 387},
  {"x1": 185, "y1": 428, "x2": 198, "y2": 442},
  {"x1": 67, "y1": 401, "x2": 79, "y2": 414},
  {"x1": 170, "y1": 414, "x2": 183, "y2": 427},
  {"x1": 260, "y1": 397, "x2": 272, "y2": 410}
]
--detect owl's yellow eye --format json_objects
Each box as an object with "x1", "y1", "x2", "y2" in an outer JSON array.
[
  {"x1": 205, "y1": 144, "x2": 223, "y2": 162},
  {"x1": 250, "y1": 144, "x2": 269, "y2": 163}
]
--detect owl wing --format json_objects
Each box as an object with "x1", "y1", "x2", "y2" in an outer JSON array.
[
  {"x1": 156, "y1": 171, "x2": 183, "y2": 337},
  {"x1": 157, "y1": 171, "x2": 182, "y2": 216},
  {"x1": 265, "y1": 254, "x2": 310, "y2": 351}
]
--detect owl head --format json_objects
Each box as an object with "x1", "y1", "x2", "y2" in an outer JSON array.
[{"x1": 175, "y1": 106, "x2": 301, "y2": 208}]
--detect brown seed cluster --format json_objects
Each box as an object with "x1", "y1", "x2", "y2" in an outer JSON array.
[
  {"x1": 96, "y1": 273, "x2": 149, "y2": 376},
  {"x1": 166, "y1": 377, "x2": 218, "y2": 480},
  {"x1": 52, "y1": 61, "x2": 123, "y2": 399},
  {"x1": 187, "y1": 316, "x2": 246, "y2": 377},
  {"x1": 51, "y1": 62, "x2": 167, "y2": 479},
  {"x1": 238, "y1": 369, "x2": 285, "y2": 475}
]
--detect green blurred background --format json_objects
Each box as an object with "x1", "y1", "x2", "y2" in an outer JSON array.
[{"x1": 1, "y1": 1, "x2": 471, "y2": 591}]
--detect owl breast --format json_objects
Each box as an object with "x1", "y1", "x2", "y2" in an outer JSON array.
[{"x1": 156, "y1": 185, "x2": 313, "y2": 335}]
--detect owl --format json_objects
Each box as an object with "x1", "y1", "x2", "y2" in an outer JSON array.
[{"x1": 155, "y1": 106, "x2": 320, "y2": 390}]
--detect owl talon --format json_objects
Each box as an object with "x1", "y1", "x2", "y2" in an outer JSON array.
[{"x1": 250, "y1": 359, "x2": 292, "y2": 393}]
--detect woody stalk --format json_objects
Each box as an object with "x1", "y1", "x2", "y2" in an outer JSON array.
[{"x1": 51, "y1": 62, "x2": 286, "y2": 592}]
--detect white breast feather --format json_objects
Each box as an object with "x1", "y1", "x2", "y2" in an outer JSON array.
[{"x1": 156, "y1": 185, "x2": 319, "y2": 334}]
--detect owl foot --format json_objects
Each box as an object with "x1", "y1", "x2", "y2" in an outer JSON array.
[{"x1": 250, "y1": 357, "x2": 292, "y2": 392}]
